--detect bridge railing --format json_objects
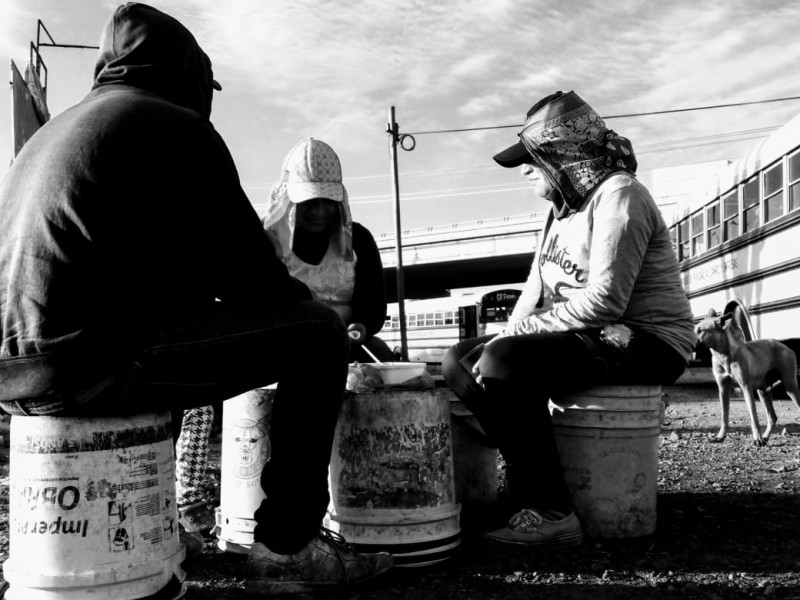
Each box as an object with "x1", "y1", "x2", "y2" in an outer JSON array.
[{"x1": 375, "y1": 211, "x2": 546, "y2": 248}]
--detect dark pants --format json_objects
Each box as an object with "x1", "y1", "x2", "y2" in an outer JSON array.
[
  {"x1": 2, "y1": 300, "x2": 348, "y2": 554},
  {"x1": 441, "y1": 328, "x2": 685, "y2": 515}
]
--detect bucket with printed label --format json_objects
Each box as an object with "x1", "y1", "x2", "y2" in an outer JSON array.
[
  {"x1": 215, "y1": 387, "x2": 273, "y2": 554},
  {"x1": 2, "y1": 411, "x2": 185, "y2": 600}
]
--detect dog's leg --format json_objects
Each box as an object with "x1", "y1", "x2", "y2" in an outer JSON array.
[
  {"x1": 711, "y1": 375, "x2": 731, "y2": 442},
  {"x1": 777, "y1": 351, "x2": 800, "y2": 427},
  {"x1": 743, "y1": 386, "x2": 766, "y2": 446},
  {"x1": 758, "y1": 388, "x2": 777, "y2": 442}
]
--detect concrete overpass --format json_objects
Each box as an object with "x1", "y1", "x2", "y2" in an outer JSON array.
[{"x1": 376, "y1": 212, "x2": 545, "y2": 302}]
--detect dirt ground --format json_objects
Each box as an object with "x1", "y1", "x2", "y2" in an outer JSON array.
[{"x1": 1, "y1": 378, "x2": 800, "y2": 599}]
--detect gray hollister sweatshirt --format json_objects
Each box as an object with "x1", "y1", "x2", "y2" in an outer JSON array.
[{"x1": 508, "y1": 172, "x2": 695, "y2": 361}]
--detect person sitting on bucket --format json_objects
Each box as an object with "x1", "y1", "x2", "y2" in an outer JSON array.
[
  {"x1": 263, "y1": 137, "x2": 395, "y2": 364},
  {"x1": 0, "y1": 2, "x2": 393, "y2": 595},
  {"x1": 442, "y1": 91, "x2": 695, "y2": 548},
  {"x1": 175, "y1": 138, "x2": 395, "y2": 551}
]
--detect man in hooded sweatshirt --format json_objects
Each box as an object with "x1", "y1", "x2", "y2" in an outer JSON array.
[{"x1": 0, "y1": 3, "x2": 393, "y2": 595}]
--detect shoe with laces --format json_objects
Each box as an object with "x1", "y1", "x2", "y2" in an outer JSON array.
[
  {"x1": 178, "y1": 499, "x2": 217, "y2": 534},
  {"x1": 484, "y1": 508, "x2": 583, "y2": 549},
  {"x1": 179, "y1": 523, "x2": 205, "y2": 557},
  {"x1": 245, "y1": 528, "x2": 394, "y2": 596}
]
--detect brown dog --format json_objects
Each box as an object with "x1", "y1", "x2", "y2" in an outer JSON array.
[{"x1": 695, "y1": 309, "x2": 800, "y2": 446}]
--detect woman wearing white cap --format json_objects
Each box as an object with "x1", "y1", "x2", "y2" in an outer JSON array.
[
  {"x1": 174, "y1": 139, "x2": 395, "y2": 554},
  {"x1": 262, "y1": 137, "x2": 394, "y2": 363}
]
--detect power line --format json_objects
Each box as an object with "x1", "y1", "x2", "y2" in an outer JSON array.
[
  {"x1": 403, "y1": 95, "x2": 800, "y2": 137},
  {"x1": 242, "y1": 125, "x2": 780, "y2": 196}
]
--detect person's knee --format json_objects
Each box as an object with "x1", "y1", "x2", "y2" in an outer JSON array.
[
  {"x1": 441, "y1": 345, "x2": 461, "y2": 384},
  {"x1": 292, "y1": 301, "x2": 348, "y2": 356},
  {"x1": 478, "y1": 340, "x2": 510, "y2": 380}
]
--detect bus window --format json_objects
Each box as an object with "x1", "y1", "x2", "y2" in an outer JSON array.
[
  {"x1": 408, "y1": 314, "x2": 418, "y2": 328},
  {"x1": 723, "y1": 190, "x2": 739, "y2": 241},
  {"x1": 789, "y1": 150, "x2": 800, "y2": 212},
  {"x1": 763, "y1": 161, "x2": 784, "y2": 223},
  {"x1": 678, "y1": 219, "x2": 689, "y2": 261},
  {"x1": 706, "y1": 201, "x2": 720, "y2": 249},
  {"x1": 691, "y1": 210, "x2": 704, "y2": 256},
  {"x1": 742, "y1": 177, "x2": 760, "y2": 233}
]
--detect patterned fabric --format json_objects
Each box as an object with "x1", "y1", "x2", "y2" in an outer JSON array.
[
  {"x1": 519, "y1": 91, "x2": 637, "y2": 216},
  {"x1": 176, "y1": 404, "x2": 215, "y2": 506},
  {"x1": 262, "y1": 138, "x2": 353, "y2": 262},
  {"x1": 284, "y1": 246, "x2": 356, "y2": 322},
  {"x1": 263, "y1": 138, "x2": 356, "y2": 313}
]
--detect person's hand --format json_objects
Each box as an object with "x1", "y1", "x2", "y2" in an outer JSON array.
[
  {"x1": 347, "y1": 323, "x2": 367, "y2": 345},
  {"x1": 472, "y1": 355, "x2": 484, "y2": 389}
]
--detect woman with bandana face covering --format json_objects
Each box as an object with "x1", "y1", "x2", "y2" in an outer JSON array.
[{"x1": 442, "y1": 91, "x2": 695, "y2": 549}]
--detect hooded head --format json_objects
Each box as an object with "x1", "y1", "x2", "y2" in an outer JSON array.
[
  {"x1": 92, "y1": 3, "x2": 221, "y2": 119},
  {"x1": 494, "y1": 91, "x2": 637, "y2": 217},
  {"x1": 262, "y1": 138, "x2": 353, "y2": 261}
]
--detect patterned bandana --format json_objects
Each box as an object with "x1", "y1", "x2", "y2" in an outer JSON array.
[{"x1": 519, "y1": 91, "x2": 637, "y2": 217}]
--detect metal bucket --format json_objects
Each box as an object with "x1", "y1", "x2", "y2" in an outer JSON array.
[
  {"x1": 2, "y1": 412, "x2": 185, "y2": 600},
  {"x1": 550, "y1": 385, "x2": 664, "y2": 538},
  {"x1": 215, "y1": 387, "x2": 273, "y2": 554},
  {"x1": 329, "y1": 389, "x2": 461, "y2": 567}
]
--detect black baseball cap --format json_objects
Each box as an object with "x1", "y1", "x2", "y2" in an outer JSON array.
[{"x1": 493, "y1": 91, "x2": 564, "y2": 168}]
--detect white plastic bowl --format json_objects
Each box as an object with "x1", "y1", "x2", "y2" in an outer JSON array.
[{"x1": 372, "y1": 362, "x2": 426, "y2": 385}]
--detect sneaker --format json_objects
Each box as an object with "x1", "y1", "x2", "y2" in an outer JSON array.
[
  {"x1": 179, "y1": 524, "x2": 205, "y2": 557},
  {"x1": 245, "y1": 528, "x2": 394, "y2": 596},
  {"x1": 178, "y1": 500, "x2": 217, "y2": 534},
  {"x1": 484, "y1": 508, "x2": 583, "y2": 549}
]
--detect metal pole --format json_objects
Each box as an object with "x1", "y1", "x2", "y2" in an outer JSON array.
[{"x1": 387, "y1": 106, "x2": 409, "y2": 361}]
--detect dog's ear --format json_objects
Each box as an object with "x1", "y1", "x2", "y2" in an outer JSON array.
[
  {"x1": 719, "y1": 312, "x2": 734, "y2": 329},
  {"x1": 706, "y1": 308, "x2": 718, "y2": 318}
]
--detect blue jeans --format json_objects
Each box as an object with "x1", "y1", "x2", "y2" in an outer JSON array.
[
  {"x1": 1, "y1": 299, "x2": 348, "y2": 554},
  {"x1": 442, "y1": 328, "x2": 685, "y2": 515}
]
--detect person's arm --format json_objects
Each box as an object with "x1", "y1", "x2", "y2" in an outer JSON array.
[
  {"x1": 507, "y1": 183, "x2": 654, "y2": 334},
  {"x1": 182, "y1": 122, "x2": 311, "y2": 308},
  {"x1": 349, "y1": 222, "x2": 387, "y2": 338}
]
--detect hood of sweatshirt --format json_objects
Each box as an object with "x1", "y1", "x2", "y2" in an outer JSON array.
[
  {"x1": 519, "y1": 91, "x2": 638, "y2": 218},
  {"x1": 92, "y1": 2, "x2": 218, "y2": 119}
]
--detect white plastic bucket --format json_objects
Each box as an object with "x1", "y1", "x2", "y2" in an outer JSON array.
[
  {"x1": 215, "y1": 387, "x2": 273, "y2": 554},
  {"x1": 2, "y1": 412, "x2": 185, "y2": 600},
  {"x1": 550, "y1": 385, "x2": 664, "y2": 538},
  {"x1": 447, "y1": 391, "x2": 498, "y2": 506},
  {"x1": 329, "y1": 389, "x2": 461, "y2": 567}
]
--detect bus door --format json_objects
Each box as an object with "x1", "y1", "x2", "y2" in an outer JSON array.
[{"x1": 458, "y1": 305, "x2": 478, "y2": 341}]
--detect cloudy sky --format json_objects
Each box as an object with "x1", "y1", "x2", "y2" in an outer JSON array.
[{"x1": 2, "y1": 0, "x2": 800, "y2": 235}]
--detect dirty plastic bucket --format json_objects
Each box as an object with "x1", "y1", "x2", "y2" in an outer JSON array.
[
  {"x1": 550, "y1": 385, "x2": 664, "y2": 538},
  {"x1": 215, "y1": 387, "x2": 273, "y2": 554},
  {"x1": 2, "y1": 412, "x2": 185, "y2": 600},
  {"x1": 329, "y1": 389, "x2": 461, "y2": 567},
  {"x1": 447, "y1": 390, "x2": 498, "y2": 506}
]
